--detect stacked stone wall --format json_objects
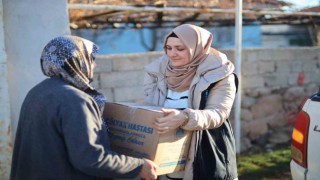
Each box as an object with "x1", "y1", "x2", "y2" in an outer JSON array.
[{"x1": 94, "y1": 47, "x2": 320, "y2": 152}]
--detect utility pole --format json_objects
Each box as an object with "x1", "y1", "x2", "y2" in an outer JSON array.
[{"x1": 234, "y1": 0, "x2": 242, "y2": 154}]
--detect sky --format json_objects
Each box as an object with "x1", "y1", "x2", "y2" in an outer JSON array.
[{"x1": 285, "y1": 0, "x2": 319, "y2": 9}]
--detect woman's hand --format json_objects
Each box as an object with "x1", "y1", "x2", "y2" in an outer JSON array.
[
  {"x1": 153, "y1": 108, "x2": 187, "y2": 134},
  {"x1": 139, "y1": 158, "x2": 158, "y2": 180}
]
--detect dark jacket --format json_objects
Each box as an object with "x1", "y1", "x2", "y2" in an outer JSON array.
[
  {"x1": 10, "y1": 77, "x2": 143, "y2": 180},
  {"x1": 193, "y1": 77, "x2": 238, "y2": 180}
]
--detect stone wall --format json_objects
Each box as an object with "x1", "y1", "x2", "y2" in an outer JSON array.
[
  {"x1": 0, "y1": 0, "x2": 11, "y2": 177},
  {"x1": 94, "y1": 47, "x2": 320, "y2": 152},
  {"x1": 236, "y1": 48, "x2": 320, "y2": 152}
]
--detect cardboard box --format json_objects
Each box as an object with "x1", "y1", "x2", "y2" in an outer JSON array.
[{"x1": 103, "y1": 102, "x2": 192, "y2": 175}]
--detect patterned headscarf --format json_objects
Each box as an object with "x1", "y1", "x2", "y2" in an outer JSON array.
[{"x1": 40, "y1": 35, "x2": 106, "y2": 115}]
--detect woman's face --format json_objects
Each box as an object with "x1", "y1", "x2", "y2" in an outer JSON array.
[{"x1": 165, "y1": 37, "x2": 190, "y2": 67}]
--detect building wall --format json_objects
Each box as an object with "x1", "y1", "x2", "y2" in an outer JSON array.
[
  {"x1": 3, "y1": 0, "x2": 70, "y2": 141},
  {"x1": 261, "y1": 25, "x2": 312, "y2": 47},
  {"x1": 0, "y1": 0, "x2": 70, "y2": 178},
  {"x1": 0, "y1": 0, "x2": 11, "y2": 178},
  {"x1": 0, "y1": 0, "x2": 317, "y2": 178},
  {"x1": 72, "y1": 25, "x2": 262, "y2": 55},
  {"x1": 94, "y1": 47, "x2": 320, "y2": 152}
]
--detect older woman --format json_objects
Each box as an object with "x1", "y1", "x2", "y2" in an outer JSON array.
[
  {"x1": 10, "y1": 35, "x2": 157, "y2": 180},
  {"x1": 144, "y1": 24, "x2": 238, "y2": 180}
]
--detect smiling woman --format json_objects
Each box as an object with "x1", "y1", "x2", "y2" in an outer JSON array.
[
  {"x1": 164, "y1": 34, "x2": 190, "y2": 67},
  {"x1": 143, "y1": 24, "x2": 238, "y2": 180}
]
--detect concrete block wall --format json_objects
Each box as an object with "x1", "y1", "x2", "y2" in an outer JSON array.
[
  {"x1": 0, "y1": 63, "x2": 11, "y2": 178},
  {"x1": 94, "y1": 47, "x2": 320, "y2": 152},
  {"x1": 0, "y1": 1, "x2": 12, "y2": 178},
  {"x1": 95, "y1": 47, "x2": 320, "y2": 102},
  {"x1": 214, "y1": 48, "x2": 320, "y2": 151},
  {"x1": 94, "y1": 52, "x2": 163, "y2": 102}
]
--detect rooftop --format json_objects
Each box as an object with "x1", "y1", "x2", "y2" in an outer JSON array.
[{"x1": 68, "y1": 0, "x2": 319, "y2": 29}]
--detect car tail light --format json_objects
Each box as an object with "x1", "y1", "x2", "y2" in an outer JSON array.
[{"x1": 291, "y1": 111, "x2": 310, "y2": 168}]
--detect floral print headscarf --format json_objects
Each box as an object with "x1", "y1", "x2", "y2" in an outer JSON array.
[{"x1": 40, "y1": 35, "x2": 106, "y2": 115}]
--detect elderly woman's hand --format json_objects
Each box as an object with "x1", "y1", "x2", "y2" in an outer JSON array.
[{"x1": 152, "y1": 108, "x2": 188, "y2": 134}]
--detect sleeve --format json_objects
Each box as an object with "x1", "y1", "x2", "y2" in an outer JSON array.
[
  {"x1": 182, "y1": 74, "x2": 236, "y2": 130},
  {"x1": 143, "y1": 72, "x2": 157, "y2": 104},
  {"x1": 60, "y1": 95, "x2": 144, "y2": 179}
]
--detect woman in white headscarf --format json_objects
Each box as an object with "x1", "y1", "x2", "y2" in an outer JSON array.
[
  {"x1": 11, "y1": 35, "x2": 158, "y2": 180},
  {"x1": 144, "y1": 24, "x2": 238, "y2": 180}
]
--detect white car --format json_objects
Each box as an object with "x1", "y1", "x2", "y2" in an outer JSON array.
[{"x1": 290, "y1": 92, "x2": 320, "y2": 180}]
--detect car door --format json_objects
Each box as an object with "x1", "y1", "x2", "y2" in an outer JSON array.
[{"x1": 306, "y1": 95, "x2": 320, "y2": 179}]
